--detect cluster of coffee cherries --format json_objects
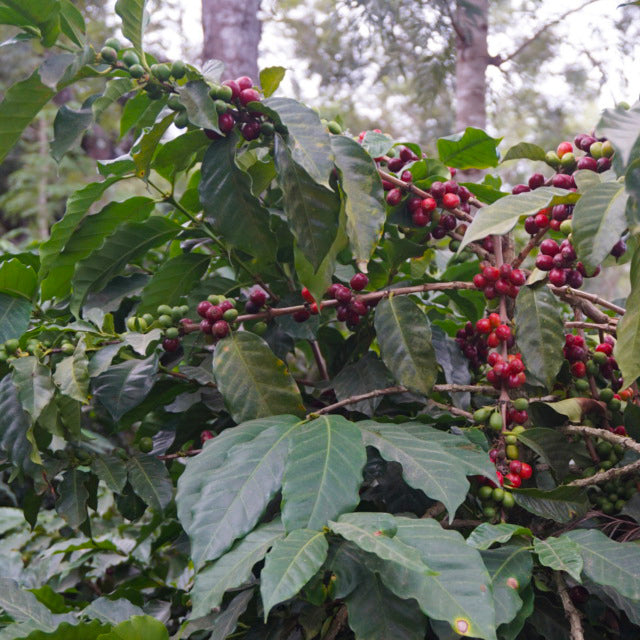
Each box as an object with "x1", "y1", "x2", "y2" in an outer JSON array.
[
  {"x1": 487, "y1": 352, "x2": 526, "y2": 390},
  {"x1": 535, "y1": 237, "x2": 600, "y2": 288},
  {"x1": 472, "y1": 263, "x2": 526, "y2": 300},
  {"x1": 195, "y1": 296, "x2": 240, "y2": 340},
  {"x1": 127, "y1": 304, "x2": 191, "y2": 353},
  {"x1": 588, "y1": 474, "x2": 637, "y2": 515},
  {"x1": 455, "y1": 322, "x2": 490, "y2": 370},
  {"x1": 325, "y1": 273, "x2": 371, "y2": 329}
]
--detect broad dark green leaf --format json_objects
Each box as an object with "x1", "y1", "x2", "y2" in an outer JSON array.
[
  {"x1": 95, "y1": 615, "x2": 168, "y2": 640},
  {"x1": 91, "y1": 454, "x2": 127, "y2": 493},
  {"x1": 0, "y1": 376, "x2": 34, "y2": 470},
  {"x1": 358, "y1": 421, "x2": 471, "y2": 520},
  {"x1": 92, "y1": 78, "x2": 136, "y2": 120},
  {"x1": 120, "y1": 92, "x2": 165, "y2": 137},
  {"x1": 11, "y1": 356, "x2": 54, "y2": 422},
  {"x1": 281, "y1": 415, "x2": 366, "y2": 531},
  {"x1": 564, "y1": 529, "x2": 640, "y2": 599},
  {"x1": 264, "y1": 97, "x2": 334, "y2": 186},
  {"x1": 374, "y1": 296, "x2": 436, "y2": 396},
  {"x1": 437, "y1": 127, "x2": 502, "y2": 170},
  {"x1": 0, "y1": 71, "x2": 54, "y2": 164},
  {"x1": 481, "y1": 543, "x2": 533, "y2": 627},
  {"x1": 83, "y1": 598, "x2": 144, "y2": 625},
  {"x1": 53, "y1": 339, "x2": 89, "y2": 403},
  {"x1": 70, "y1": 216, "x2": 180, "y2": 316},
  {"x1": 261, "y1": 529, "x2": 328, "y2": 618},
  {"x1": 614, "y1": 248, "x2": 640, "y2": 385},
  {"x1": 127, "y1": 454, "x2": 172, "y2": 511},
  {"x1": 274, "y1": 134, "x2": 340, "y2": 270},
  {"x1": 199, "y1": 134, "x2": 277, "y2": 261},
  {"x1": 459, "y1": 187, "x2": 570, "y2": 251},
  {"x1": 467, "y1": 523, "x2": 532, "y2": 550},
  {"x1": 360, "y1": 131, "x2": 395, "y2": 158},
  {"x1": 191, "y1": 521, "x2": 284, "y2": 618},
  {"x1": 58, "y1": 0, "x2": 85, "y2": 47},
  {"x1": 0, "y1": 258, "x2": 37, "y2": 299},
  {"x1": 501, "y1": 142, "x2": 546, "y2": 162},
  {"x1": 153, "y1": 129, "x2": 209, "y2": 181},
  {"x1": 137, "y1": 253, "x2": 209, "y2": 314},
  {"x1": 20, "y1": 620, "x2": 109, "y2": 640},
  {"x1": 92, "y1": 353, "x2": 159, "y2": 421},
  {"x1": 572, "y1": 181, "x2": 628, "y2": 271},
  {"x1": 514, "y1": 284, "x2": 565, "y2": 390},
  {"x1": 55, "y1": 469, "x2": 89, "y2": 528},
  {"x1": 513, "y1": 486, "x2": 589, "y2": 523},
  {"x1": 460, "y1": 181, "x2": 507, "y2": 204},
  {"x1": 213, "y1": 332, "x2": 304, "y2": 423},
  {"x1": 132, "y1": 112, "x2": 175, "y2": 180},
  {"x1": 516, "y1": 428, "x2": 587, "y2": 480},
  {"x1": 259, "y1": 66, "x2": 286, "y2": 97},
  {"x1": 115, "y1": 0, "x2": 148, "y2": 58},
  {"x1": 182, "y1": 416, "x2": 300, "y2": 568},
  {"x1": 331, "y1": 135, "x2": 386, "y2": 265},
  {"x1": 533, "y1": 536, "x2": 583, "y2": 582},
  {"x1": 51, "y1": 104, "x2": 93, "y2": 162},
  {"x1": 0, "y1": 579, "x2": 70, "y2": 632},
  {"x1": 0, "y1": 293, "x2": 31, "y2": 343},
  {"x1": 597, "y1": 104, "x2": 640, "y2": 167},
  {"x1": 178, "y1": 80, "x2": 219, "y2": 132},
  {"x1": 38, "y1": 53, "x2": 76, "y2": 90},
  {"x1": 431, "y1": 325, "x2": 471, "y2": 408}
]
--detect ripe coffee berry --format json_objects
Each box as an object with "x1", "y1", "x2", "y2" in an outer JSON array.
[
  {"x1": 509, "y1": 269, "x2": 526, "y2": 286},
  {"x1": 495, "y1": 325, "x2": 511, "y2": 341},
  {"x1": 540, "y1": 239, "x2": 560, "y2": 256},
  {"x1": 509, "y1": 460, "x2": 522, "y2": 475},
  {"x1": 534, "y1": 212, "x2": 550, "y2": 228},
  {"x1": 219, "y1": 112, "x2": 235, "y2": 133},
  {"x1": 213, "y1": 320, "x2": 230, "y2": 338},
  {"x1": 528, "y1": 173, "x2": 545, "y2": 189},
  {"x1": 442, "y1": 193, "x2": 460, "y2": 209},
  {"x1": 489, "y1": 313, "x2": 501, "y2": 328},
  {"x1": 548, "y1": 268, "x2": 567, "y2": 286},
  {"x1": 421, "y1": 197, "x2": 437, "y2": 212},
  {"x1": 163, "y1": 338, "x2": 180, "y2": 352},
  {"x1": 239, "y1": 88, "x2": 261, "y2": 106},
  {"x1": 476, "y1": 318, "x2": 491, "y2": 334},
  {"x1": 301, "y1": 287, "x2": 315, "y2": 303},
  {"x1": 386, "y1": 188, "x2": 403, "y2": 206},
  {"x1": 350, "y1": 273, "x2": 369, "y2": 291},
  {"x1": 535, "y1": 254, "x2": 554, "y2": 271},
  {"x1": 571, "y1": 361, "x2": 587, "y2": 377},
  {"x1": 401, "y1": 170, "x2": 413, "y2": 182},
  {"x1": 505, "y1": 472, "x2": 522, "y2": 488},
  {"x1": 483, "y1": 266, "x2": 500, "y2": 282},
  {"x1": 557, "y1": 141, "x2": 573, "y2": 157},
  {"x1": 197, "y1": 300, "x2": 212, "y2": 318},
  {"x1": 524, "y1": 216, "x2": 539, "y2": 234},
  {"x1": 412, "y1": 211, "x2": 430, "y2": 226},
  {"x1": 201, "y1": 430, "x2": 215, "y2": 443}
]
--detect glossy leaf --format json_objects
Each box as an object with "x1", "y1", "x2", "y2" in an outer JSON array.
[
  {"x1": 431, "y1": 325, "x2": 471, "y2": 408},
  {"x1": 120, "y1": 92, "x2": 166, "y2": 137},
  {"x1": 264, "y1": 97, "x2": 334, "y2": 186},
  {"x1": 501, "y1": 142, "x2": 546, "y2": 162},
  {"x1": 58, "y1": 0, "x2": 85, "y2": 47},
  {"x1": 55, "y1": 469, "x2": 89, "y2": 528},
  {"x1": 459, "y1": 187, "x2": 570, "y2": 251},
  {"x1": 115, "y1": 0, "x2": 148, "y2": 58},
  {"x1": 259, "y1": 66, "x2": 286, "y2": 97},
  {"x1": 374, "y1": 296, "x2": 436, "y2": 396},
  {"x1": 198, "y1": 134, "x2": 277, "y2": 261},
  {"x1": 0, "y1": 294, "x2": 31, "y2": 344},
  {"x1": 261, "y1": 529, "x2": 328, "y2": 618},
  {"x1": 467, "y1": 523, "x2": 532, "y2": 550},
  {"x1": 21, "y1": 620, "x2": 109, "y2": 640},
  {"x1": 572, "y1": 181, "x2": 628, "y2": 271},
  {"x1": 213, "y1": 332, "x2": 304, "y2": 423},
  {"x1": 533, "y1": 536, "x2": 583, "y2": 582},
  {"x1": 96, "y1": 615, "x2": 168, "y2": 640},
  {"x1": 514, "y1": 284, "x2": 565, "y2": 390},
  {"x1": 153, "y1": 129, "x2": 209, "y2": 181},
  {"x1": 92, "y1": 353, "x2": 159, "y2": 421},
  {"x1": 51, "y1": 104, "x2": 93, "y2": 162},
  {"x1": 274, "y1": 134, "x2": 340, "y2": 270},
  {"x1": 178, "y1": 81, "x2": 219, "y2": 132},
  {"x1": 83, "y1": 598, "x2": 144, "y2": 625},
  {"x1": 53, "y1": 339, "x2": 89, "y2": 403},
  {"x1": 361, "y1": 131, "x2": 395, "y2": 158},
  {"x1": 11, "y1": 356, "x2": 54, "y2": 422},
  {"x1": 126, "y1": 454, "x2": 172, "y2": 511},
  {"x1": 615, "y1": 248, "x2": 640, "y2": 385},
  {"x1": 597, "y1": 104, "x2": 640, "y2": 166},
  {"x1": 132, "y1": 112, "x2": 175, "y2": 179},
  {"x1": 513, "y1": 486, "x2": 589, "y2": 523},
  {"x1": 91, "y1": 455, "x2": 127, "y2": 493},
  {"x1": 281, "y1": 415, "x2": 366, "y2": 531},
  {"x1": 0, "y1": 258, "x2": 37, "y2": 299},
  {"x1": 70, "y1": 216, "x2": 179, "y2": 316},
  {"x1": 437, "y1": 127, "x2": 502, "y2": 169},
  {"x1": 0, "y1": 578, "x2": 67, "y2": 632},
  {"x1": 182, "y1": 416, "x2": 300, "y2": 569},
  {"x1": 0, "y1": 376, "x2": 34, "y2": 469},
  {"x1": 0, "y1": 71, "x2": 54, "y2": 164},
  {"x1": 92, "y1": 78, "x2": 136, "y2": 120},
  {"x1": 516, "y1": 428, "x2": 587, "y2": 480},
  {"x1": 331, "y1": 134, "x2": 386, "y2": 265},
  {"x1": 191, "y1": 521, "x2": 284, "y2": 618}
]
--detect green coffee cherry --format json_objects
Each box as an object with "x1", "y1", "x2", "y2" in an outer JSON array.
[
  {"x1": 223, "y1": 308, "x2": 238, "y2": 322},
  {"x1": 158, "y1": 314, "x2": 173, "y2": 328},
  {"x1": 208, "y1": 84, "x2": 222, "y2": 99},
  {"x1": 545, "y1": 150, "x2": 560, "y2": 167},
  {"x1": 599, "y1": 388, "x2": 614, "y2": 402},
  {"x1": 505, "y1": 434, "x2": 518, "y2": 445},
  {"x1": 215, "y1": 99, "x2": 229, "y2": 113},
  {"x1": 609, "y1": 398, "x2": 622, "y2": 412},
  {"x1": 123, "y1": 50, "x2": 140, "y2": 67},
  {"x1": 175, "y1": 111, "x2": 189, "y2": 128},
  {"x1": 473, "y1": 407, "x2": 491, "y2": 423},
  {"x1": 165, "y1": 327, "x2": 179, "y2": 339},
  {"x1": 502, "y1": 492, "x2": 515, "y2": 509},
  {"x1": 105, "y1": 37, "x2": 121, "y2": 51},
  {"x1": 4, "y1": 339, "x2": 20, "y2": 354},
  {"x1": 483, "y1": 506, "x2": 496, "y2": 518},
  {"x1": 171, "y1": 59, "x2": 186, "y2": 79},
  {"x1": 252, "y1": 321, "x2": 268, "y2": 336},
  {"x1": 61, "y1": 343, "x2": 75, "y2": 355},
  {"x1": 560, "y1": 152, "x2": 576, "y2": 170},
  {"x1": 601, "y1": 140, "x2": 614, "y2": 158},
  {"x1": 260, "y1": 122, "x2": 275, "y2": 136},
  {"x1": 207, "y1": 295, "x2": 222, "y2": 305},
  {"x1": 138, "y1": 437, "x2": 154, "y2": 453},
  {"x1": 179, "y1": 305, "x2": 190, "y2": 316},
  {"x1": 151, "y1": 63, "x2": 171, "y2": 82},
  {"x1": 513, "y1": 398, "x2": 528, "y2": 411},
  {"x1": 589, "y1": 141, "x2": 603, "y2": 159},
  {"x1": 129, "y1": 64, "x2": 145, "y2": 79},
  {"x1": 217, "y1": 85, "x2": 233, "y2": 102},
  {"x1": 167, "y1": 95, "x2": 185, "y2": 111},
  {"x1": 100, "y1": 46, "x2": 118, "y2": 64},
  {"x1": 506, "y1": 444, "x2": 520, "y2": 459},
  {"x1": 327, "y1": 121, "x2": 342, "y2": 134},
  {"x1": 559, "y1": 219, "x2": 572, "y2": 235},
  {"x1": 157, "y1": 304, "x2": 173, "y2": 316},
  {"x1": 0, "y1": 349, "x2": 7, "y2": 362},
  {"x1": 492, "y1": 488, "x2": 505, "y2": 503},
  {"x1": 489, "y1": 412, "x2": 503, "y2": 431},
  {"x1": 575, "y1": 378, "x2": 590, "y2": 392},
  {"x1": 478, "y1": 486, "x2": 493, "y2": 501},
  {"x1": 142, "y1": 313, "x2": 154, "y2": 326},
  {"x1": 511, "y1": 425, "x2": 526, "y2": 436}
]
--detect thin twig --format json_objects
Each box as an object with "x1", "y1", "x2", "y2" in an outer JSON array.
[
  {"x1": 554, "y1": 572, "x2": 585, "y2": 640},
  {"x1": 564, "y1": 321, "x2": 616, "y2": 334},
  {"x1": 158, "y1": 448, "x2": 202, "y2": 460},
  {"x1": 310, "y1": 386, "x2": 408, "y2": 417},
  {"x1": 430, "y1": 400, "x2": 474, "y2": 420},
  {"x1": 323, "y1": 606, "x2": 348, "y2": 640},
  {"x1": 309, "y1": 340, "x2": 329, "y2": 380},
  {"x1": 549, "y1": 286, "x2": 625, "y2": 316},
  {"x1": 512, "y1": 228, "x2": 547, "y2": 269}
]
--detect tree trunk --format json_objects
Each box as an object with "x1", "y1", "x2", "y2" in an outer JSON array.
[
  {"x1": 201, "y1": 0, "x2": 262, "y2": 82},
  {"x1": 454, "y1": 0, "x2": 488, "y2": 132}
]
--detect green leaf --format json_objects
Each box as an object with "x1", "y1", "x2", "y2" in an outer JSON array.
[
  {"x1": 274, "y1": 134, "x2": 340, "y2": 270},
  {"x1": 132, "y1": 112, "x2": 174, "y2": 180},
  {"x1": 58, "y1": 0, "x2": 85, "y2": 47},
  {"x1": 191, "y1": 521, "x2": 284, "y2": 618},
  {"x1": 55, "y1": 469, "x2": 89, "y2": 528},
  {"x1": 501, "y1": 142, "x2": 546, "y2": 162},
  {"x1": 529, "y1": 397, "x2": 597, "y2": 425},
  {"x1": 516, "y1": 428, "x2": 587, "y2": 480},
  {"x1": 137, "y1": 253, "x2": 209, "y2": 314},
  {"x1": 344, "y1": 566, "x2": 428, "y2": 640},
  {"x1": 437, "y1": 127, "x2": 502, "y2": 170},
  {"x1": 0, "y1": 376, "x2": 34, "y2": 470},
  {"x1": 458, "y1": 187, "x2": 570, "y2": 251},
  {"x1": 126, "y1": 454, "x2": 172, "y2": 511},
  {"x1": 198, "y1": 134, "x2": 277, "y2": 261},
  {"x1": 533, "y1": 536, "x2": 583, "y2": 582},
  {"x1": 374, "y1": 296, "x2": 436, "y2": 396},
  {"x1": 467, "y1": 523, "x2": 532, "y2": 550},
  {"x1": 182, "y1": 416, "x2": 300, "y2": 568},
  {"x1": 53, "y1": 338, "x2": 89, "y2": 403},
  {"x1": 120, "y1": 92, "x2": 165, "y2": 137},
  {"x1": 42, "y1": 196, "x2": 154, "y2": 301},
  {"x1": 83, "y1": 598, "x2": 144, "y2": 625},
  {"x1": 264, "y1": 97, "x2": 334, "y2": 186},
  {"x1": 572, "y1": 181, "x2": 628, "y2": 272},
  {"x1": 261, "y1": 529, "x2": 328, "y2": 618},
  {"x1": 0, "y1": 578, "x2": 67, "y2": 632},
  {"x1": 380, "y1": 517, "x2": 498, "y2": 640},
  {"x1": 460, "y1": 181, "x2": 507, "y2": 204},
  {"x1": 259, "y1": 66, "x2": 286, "y2": 97},
  {"x1": 572, "y1": 169, "x2": 602, "y2": 192},
  {"x1": 51, "y1": 104, "x2": 93, "y2": 162},
  {"x1": 358, "y1": 421, "x2": 472, "y2": 520},
  {"x1": 281, "y1": 415, "x2": 366, "y2": 531},
  {"x1": 481, "y1": 543, "x2": 533, "y2": 627},
  {"x1": 360, "y1": 131, "x2": 395, "y2": 158},
  {"x1": 0, "y1": 71, "x2": 54, "y2": 164},
  {"x1": 431, "y1": 325, "x2": 471, "y2": 408},
  {"x1": 153, "y1": 129, "x2": 209, "y2": 181},
  {"x1": 92, "y1": 78, "x2": 136, "y2": 121},
  {"x1": 178, "y1": 81, "x2": 219, "y2": 132},
  {"x1": 70, "y1": 216, "x2": 179, "y2": 316},
  {"x1": 616, "y1": 249, "x2": 640, "y2": 385},
  {"x1": 115, "y1": 0, "x2": 148, "y2": 59},
  {"x1": 213, "y1": 332, "x2": 305, "y2": 423},
  {"x1": 331, "y1": 135, "x2": 386, "y2": 265},
  {"x1": 11, "y1": 356, "x2": 55, "y2": 422},
  {"x1": 93, "y1": 353, "x2": 158, "y2": 421},
  {"x1": 514, "y1": 284, "x2": 565, "y2": 390},
  {"x1": 597, "y1": 104, "x2": 640, "y2": 167},
  {"x1": 513, "y1": 486, "x2": 589, "y2": 523},
  {"x1": 22, "y1": 620, "x2": 109, "y2": 640},
  {"x1": 96, "y1": 615, "x2": 168, "y2": 640},
  {"x1": 91, "y1": 454, "x2": 127, "y2": 493},
  {"x1": 0, "y1": 294, "x2": 31, "y2": 344},
  {"x1": 0, "y1": 258, "x2": 37, "y2": 299},
  {"x1": 329, "y1": 513, "x2": 434, "y2": 574},
  {"x1": 564, "y1": 529, "x2": 640, "y2": 599}
]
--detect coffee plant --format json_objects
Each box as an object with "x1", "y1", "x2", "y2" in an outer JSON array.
[{"x1": 2, "y1": 2, "x2": 640, "y2": 639}]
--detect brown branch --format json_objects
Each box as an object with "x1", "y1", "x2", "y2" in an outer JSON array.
[
  {"x1": 158, "y1": 448, "x2": 202, "y2": 460},
  {"x1": 310, "y1": 386, "x2": 408, "y2": 417},
  {"x1": 309, "y1": 340, "x2": 329, "y2": 380},
  {"x1": 564, "y1": 321, "x2": 616, "y2": 335},
  {"x1": 434, "y1": 383, "x2": 498, "y2": 394},
  {"x1": 430, "y1": 400, "x2": 474, "y2": 420},
  {"x1": 512, "y1": 227, "x2": 547, "y2": 269},
  {"x1": 323, "y1": 606, "x2": 348, "y2": 640},
  {"x1": 549, "y1": 286, "x2": 625, "y2": 316},
  {"x1": 554, "y1": 572, "x2": 585, "y2": 640},
  {"x1": 568, "y1": 457, "x2": 640, "y2": 487},
  {"x1": 549, "y1": 286, "x2": 618, "y2": 325}
]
